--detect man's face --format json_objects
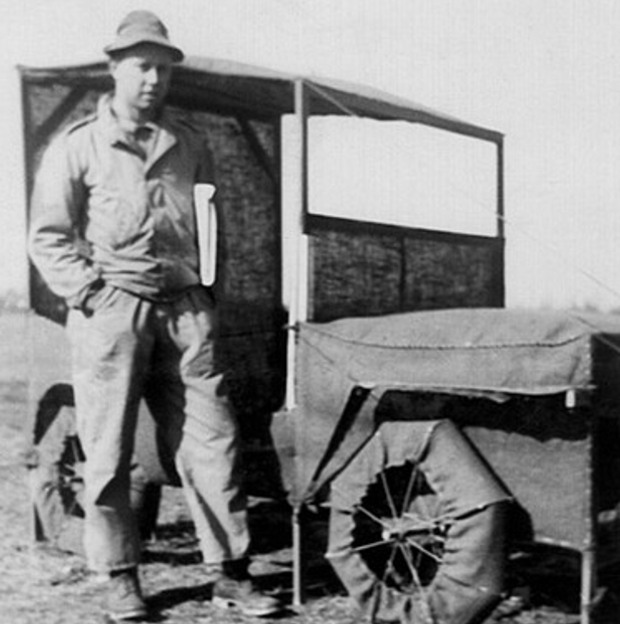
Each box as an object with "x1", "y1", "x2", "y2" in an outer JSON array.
[{"x1": 109, "y1": 43, "x2": 175, "y2": 115}]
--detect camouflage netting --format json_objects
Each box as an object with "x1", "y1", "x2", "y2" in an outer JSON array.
[{"x1": 309, "y1": 228, "x2": 501, "y2": 322}]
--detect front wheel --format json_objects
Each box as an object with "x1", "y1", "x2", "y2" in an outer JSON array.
[{"x1": 327, "y1": 419, "x2": 510, "y2": 624}]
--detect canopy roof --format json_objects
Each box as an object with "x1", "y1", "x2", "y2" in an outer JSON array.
[{"x1": 18, "y1": 55, "x2": 502, "y2": 143}]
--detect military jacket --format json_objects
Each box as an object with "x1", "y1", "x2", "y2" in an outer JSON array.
[{"x1": 28, "y1": 94, "x2": 215, "y2": 306}]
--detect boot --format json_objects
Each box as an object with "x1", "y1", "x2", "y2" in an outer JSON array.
[
  {"x1": 207, "y1": 559, "x2": 282, "y2": 617},
  {"x1": 105, "y1": 568, "x2": 147, "y2": 622}
]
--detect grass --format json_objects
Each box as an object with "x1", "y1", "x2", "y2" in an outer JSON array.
[{"x1": 0, "y1": 311, "x2": 28, "y2": 432}]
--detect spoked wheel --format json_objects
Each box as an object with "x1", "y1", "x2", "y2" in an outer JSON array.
[
  {"x1": 28, "y1": 394, "x2": 162, "y2": 554},
  {"x1": 56, "y1": 434, "x2": 86, "y2": 520},
  {"x1": 351, "y1": 461, "x2": 448, "y2": 600},
  {"x1": 29, "y1": 404, "x2": 86, "y2": 554},
  {"x1": 327, "y1": 419, "x2": 511, "y2": 624}
]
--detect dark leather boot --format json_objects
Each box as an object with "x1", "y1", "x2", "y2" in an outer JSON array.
[{"x1": 105, "y1": 568, "x2": 147, "y2": 622}]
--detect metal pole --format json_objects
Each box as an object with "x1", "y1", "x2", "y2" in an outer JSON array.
[
  {"x1": 285, "y1": 79, "x2": 309, "y2": 410},
  {"x1": 496, "y1": 137, "x2": 505, "y2": 240},
  {"x1": 287, "y1": 79, "x2": 309, "y2": 610},
  {"x1": 292, "y1": 505, "x2": 304, "y2": 609},
  {"x1": 580, "y1": 549, "x2": 593, "y2": 624},
  {"x1": 579, "y1": 404, "x2": 600, "y2": 624},
  {"x1": 496, "y1": 138, "x2": 506, "y2": 307}
]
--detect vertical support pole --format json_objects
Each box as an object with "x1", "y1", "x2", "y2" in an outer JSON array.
[
  {"x1": 580, "y1": 406, "x2": 599, "y2": 624},
  {"x1": 576, "y1": 408, "x2": 600, "y2": 624},
  {"x1": 19, "y1": 70, "x2": 35, "y2": 312},
  {"x1": 496, "y1": 137, "x2": 505, "y2": 241},
  {"x1": 495, "y1": 137, "x2": 506, "y2": 307},
  {"x1": 286, "y1": 79, "x2": 310, "y2": 610},
  {"x1": 19, "y1": 70, "x2": 39, "y2": 549},
  {"x1": 285, "y1": 79, "x2": 309, "y2": 410},
  {"x1": 292, "y1": 505, "x2": 304, "y2": 609},
  {"x1": 580, "y1": 550, "x2": 593, "y2": 624}
]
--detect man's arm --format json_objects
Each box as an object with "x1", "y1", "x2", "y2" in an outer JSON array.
[{"x1": 28, "y1": 133, "x2": 102, "y2": 309}]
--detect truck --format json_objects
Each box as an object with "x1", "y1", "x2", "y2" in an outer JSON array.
[{"x1": 20, "y1": 56, "x2": 617, "y2": 624}]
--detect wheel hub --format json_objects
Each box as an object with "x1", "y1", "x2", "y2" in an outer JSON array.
[{"x1": 381, "y1": 512, "x2": 439, "y2": 542}]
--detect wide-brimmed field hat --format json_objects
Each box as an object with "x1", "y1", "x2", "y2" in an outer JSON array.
[{"x1": 104, "y1": 10, "x2": 184, "y2": 62}]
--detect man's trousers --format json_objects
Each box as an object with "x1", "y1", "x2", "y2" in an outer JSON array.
[{"x1": 67, "y1": 285, "x2": 250, "y2": 573}]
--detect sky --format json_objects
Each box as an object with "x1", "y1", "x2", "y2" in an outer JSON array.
[{"x1": 1, "y1": 0, "x2": 620, "y2": 310}]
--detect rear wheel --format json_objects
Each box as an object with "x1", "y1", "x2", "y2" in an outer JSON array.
[
  {"x1": 29, "y1": 405, "x2": 85, "y2": 553},
  {"x1": 29, "y1": 397, "x2": 162, "y2": 554}
]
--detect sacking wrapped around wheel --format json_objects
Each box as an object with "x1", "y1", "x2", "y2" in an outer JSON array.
[{"x1": 327, "y1": 419, "x2": 511, "y2": 624}]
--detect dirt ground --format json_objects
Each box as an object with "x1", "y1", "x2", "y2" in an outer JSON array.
[{"x1": 0, "y1": 310, "x2": 618, "y2": 624}]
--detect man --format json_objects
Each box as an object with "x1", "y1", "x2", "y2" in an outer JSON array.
[{"x1": 28, "y1": 10, "x2": 280, "y2": 622}]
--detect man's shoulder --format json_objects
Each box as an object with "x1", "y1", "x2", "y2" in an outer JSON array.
[
  {"x1": 39, "y1": 113, "x2": 97, "y2": 164},
  {"x1": 63, "y1": 112, "x2": 99, "y2": 137},
  {"x1": 57, "y1": 94, "x2": 113, "y2": 143},
  {"x1": 46, "y1": 113, "x2": 99, "y2": 155}
]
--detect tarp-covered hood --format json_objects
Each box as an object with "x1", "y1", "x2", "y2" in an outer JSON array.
[
  {"x1": 286, "y1": 307, "x2": 620, "y2": 505},
  {"x1": 297, "y1": 308, "x2": 620, "y2": 398}
]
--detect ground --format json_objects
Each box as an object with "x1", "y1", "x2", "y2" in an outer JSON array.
[{"x1": 0, "y1": 311, "x2": 618, "y2": 624}]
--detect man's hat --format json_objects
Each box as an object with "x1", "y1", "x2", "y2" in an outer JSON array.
[{"x1": 104, "y1": 10, "x2": 184, "y2": 62}]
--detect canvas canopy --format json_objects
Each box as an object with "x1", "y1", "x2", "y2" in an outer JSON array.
[{"x1": 18, "y1": 56, "x2": 503, "y2": 143}]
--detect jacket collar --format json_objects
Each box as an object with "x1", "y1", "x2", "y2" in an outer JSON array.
[{"x1": 96, "y1": 93, "x2": 178, "y2": 169}]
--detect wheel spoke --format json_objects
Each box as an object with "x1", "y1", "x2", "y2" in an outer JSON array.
[
  {"x1": 356, "y1": 503, "x2": 392, "y2": 530},
  {"x1": 381, "y1": 541, "x2": 400, "y2": 585},
  {"x1": 329, "y1": 536, "x2": 397, "y2": 563},
  {"x1": 379, "y1": 469, "x2": 398, "y2": 520},
  {"x1": 348, "y1": 537, "x2": 397, "y2": 556},
  {"x1": 401, "y1": 462, "x2": 420, "y2": 517},
  {"x1": 397, "y1": 541, "x2": 426, "y2": 595},
  {"x1": 401, "y1": 512, "x2": 450, "y2": 536},
  {"x1": 398, "y1": 542, "x2": 434, "y2": 622},
  {"x1": 404, "y1": 535, "x2": 443, "y2": 563},
  {"x1": 404, "y1": 509, "x2": 454, "y2": 530},
  {"x1": 377, "y1": 430, "x2": 407, "y2": 520}
]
